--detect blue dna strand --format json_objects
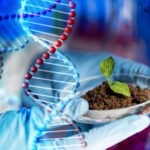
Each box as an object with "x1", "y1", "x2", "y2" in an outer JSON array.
[
  {"x1": 0, "y1": 0, "x2": 63, "y2": 53},
  {"x1": 0, "y1": 0, "x2": 63, "y2": 80},
  {"x1": 21, "y1": 0, "x2": 87, "y2": 149},
  {"x1": 0, "y1": 0, "x2": 29, "y2": 53},
  {"x1": 0, "y1": 14, "x2": 29, "y2": 52},
  {"x1": 20, "y1": 0, "x2": 75, "y2": 48},
  {"x1": 0, "y1": 19, "x2": 29, "y2": 53},
  {"x1": 23, "y1": 50, "x2": 86, "y2": 149}
]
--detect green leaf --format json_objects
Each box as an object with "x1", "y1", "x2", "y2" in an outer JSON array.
[
  {"x1": 110, "y1": 81, "x2": 131, "y2": 97},
  {"x1": 100, "y1": 56, "x2": 115, "y2": 78}
]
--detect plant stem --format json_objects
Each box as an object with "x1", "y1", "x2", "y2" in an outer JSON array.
[{"x1": 107, "y1": 78, "x2": 111, "y2": 86}]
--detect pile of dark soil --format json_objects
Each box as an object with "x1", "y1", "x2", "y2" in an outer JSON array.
[{"x1": 82, "y1": 81, "x2": 150, "y2": 110}]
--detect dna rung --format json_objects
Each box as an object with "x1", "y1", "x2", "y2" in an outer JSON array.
[
  {"x1": 0, "y1": 0, "x2": 30, "y2": 52},
  {"x1": 23, "y1": 49, "x2": 85, "y2": 149},
  {"x1": 0, "y1": 0, "x2": 75, "y2": 52},
  {"x1": 21, "y1": 0, "x2": 86, "y2": 149},
  {"x1": 0, "y1": 17, "x2": 29, "y2": 52},
  {"x1": 36, "y1": 113, "x2": 86, "y2": 149},
  {"x1": 21, "y1": 0, "x2": 76, "y2": 48},
  {"x1": 24, "y1": 50, "x2": 79, "y2": 107},
  {"x1": 0, "y1": 0, "x2": 58, "y2": 22}
]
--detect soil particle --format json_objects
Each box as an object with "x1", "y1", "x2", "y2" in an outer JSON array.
[{"x1": 82, "y1": 81, "x2": 150, "y2": 110}]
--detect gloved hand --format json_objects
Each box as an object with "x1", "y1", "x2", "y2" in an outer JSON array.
[
  {"x1": 19, "y1": 50, "x2": 150, "y2": 150},
  {"x1": 37, "y1": 98, "x2": 150, "y2": 150},
  {"x1": 0, "y1": 89, "x2": 20, "y2": 113},
  {"x1": 63, "y1": 50, "x2": 150, "y2": 116},
  {"x1": 1, "y1": 96, "x2": 149, "y2": 150},
  {"x1": 41, "y1": 50, "x2": 149, "y2": 150},
  {"x1": 0, "y1": 98, "x2": 88, "y2": 150},
  {"x1": 0, "y1": 106, "x2": 51, "y2": 150}
]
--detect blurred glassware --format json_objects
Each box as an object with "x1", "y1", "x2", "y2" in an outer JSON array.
[
  {"x1": 108, "y1": 0, "x2": 146, "y2": 62},
  {"x1": 66, "y1": 0, "x2": 148, "y2": 65},
  {"x1": 136, "y1": 0, "x2": 150, "y2": 65}
]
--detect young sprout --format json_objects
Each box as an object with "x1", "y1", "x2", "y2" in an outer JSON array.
[{"x1": 100, "y1": 56, "x2": 131, "y2": 97}]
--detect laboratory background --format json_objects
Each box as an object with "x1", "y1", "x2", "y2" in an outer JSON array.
[{"x1": 0, "y1": 0, "x2": 150, "y2": 150}]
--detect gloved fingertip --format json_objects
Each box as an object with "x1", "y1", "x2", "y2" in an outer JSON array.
[
  {"x1": 129, "y1": 115, "x2": 150, "y2": 130},
  {"x1": 63, "y1": 98, "x2": 89, "y2": 120},
  {"x1": 75, "y1": 98, "x2": 89, "y2": 115},
  {"x1": 83, "y1": 115, "x2": 150, "y2": 150}
]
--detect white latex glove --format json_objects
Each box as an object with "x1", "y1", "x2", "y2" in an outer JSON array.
[{"x1": 38, "y1": 98, "x2": 150, "y2": 150}]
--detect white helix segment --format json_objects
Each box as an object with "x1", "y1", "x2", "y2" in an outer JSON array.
[{"x1": 21, "y1": 0, "x2": 87, "y2": 149}]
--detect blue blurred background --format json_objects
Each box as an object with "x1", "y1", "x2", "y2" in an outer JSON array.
[
  {"x1": 64, "y1": 0, "x2": 150, "y2": 65},
  {"x1": 1, "y1": 0, "x2": 150, "y2": 65},
  {"x1": 1, "y1": 0, "x2": 150, "y2": 115},
  {"x1": 0, "y1": 0, "x2": 150, "y2": 150}
]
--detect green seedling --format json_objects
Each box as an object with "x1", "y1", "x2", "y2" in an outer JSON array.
[{"x1": 100, "y1": 56, "x2": 131, "y2": 97}]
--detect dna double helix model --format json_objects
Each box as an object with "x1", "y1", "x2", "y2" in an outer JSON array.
[{"x1": 0, "y1": 0, "x2": 87, "y2": 149}]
